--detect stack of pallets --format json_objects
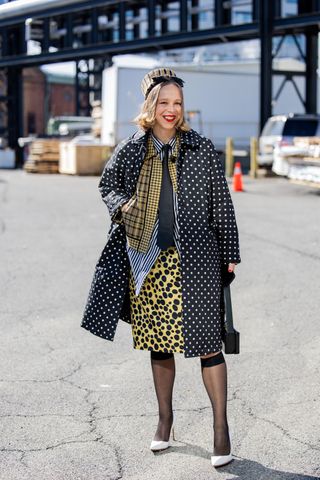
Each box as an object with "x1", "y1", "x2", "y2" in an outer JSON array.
[
  {"x1": 286, "y1": 137, "x2": 320, "y2": 186},
  {"x1": 24, "y1": 139, "x2": 60, "y2": 173}
]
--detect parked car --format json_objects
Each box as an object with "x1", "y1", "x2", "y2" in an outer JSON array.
[
  {"x1": 258, "y1": 113, "x2": 320, "y2": 167},
  {"x1": 47, "y1": 116, "x2": 94, "y2": 137}
]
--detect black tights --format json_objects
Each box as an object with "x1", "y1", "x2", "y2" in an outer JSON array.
[
  {"x1": 150, "y1": 350, "x2": 230, "y2": 455},
  {"x1": 150, "y1": 351, "x2": 175, "y2": 442},
  {"x1": 200, "y1": 352, "x2": 231, "y2": 455}
]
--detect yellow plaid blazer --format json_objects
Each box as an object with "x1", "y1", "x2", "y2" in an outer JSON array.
[{"x1": 117, "y1": 130, "x2": 180, "y2": 253}]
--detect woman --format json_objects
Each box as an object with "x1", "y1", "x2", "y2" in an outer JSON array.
[{"x1": 81, "y1": 68, "x2": 241, "y2": 468}]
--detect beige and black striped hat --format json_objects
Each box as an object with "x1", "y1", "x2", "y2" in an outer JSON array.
[{"x1": 141, "y1": 67, "x2": 185, "y2": 99}]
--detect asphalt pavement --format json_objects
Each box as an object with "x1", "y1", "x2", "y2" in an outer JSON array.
[{"x1": 0, "y1": 169, "x2": 319, "y2": 480}]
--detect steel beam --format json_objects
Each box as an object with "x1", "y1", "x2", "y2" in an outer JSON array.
[
  {"x1": 7, "y1": 68, "x2": 23, "y2": 166},
  {"x1": 305, "y1": 30, "x2": 318, "y2": 114},
  {"x1": 161, "y1": 2, "x2": 168, "y2": 35},
  {"x1": 0, "y1": 23, "x2": 259, "y2": 68},
  {"x1": 42, "y1": 18, "x2": 50, "y2": 52},
  {"x1": 148, "y1": 0, "x2": 156, "y2": 37},
  {"x1": 252, "y1": 0, "x2": 259, "y2": 21},
  {"x1": 132, "y1": 6, "x2": 140, "y2": 39},
  {"x1": 0, "y1": 0, "x2": 118, "y2": 27},
  {"x1": 66, "y1": 13, "x2": 73, "y2": 48},
  {"x1": 119, "y1": 2, "x2": 126, "y2": 41},
  {"x1": 180, "y1": 0, "x2": 188, "y2": 33},
  {"x1": 1, "y1": 9, "x2": 320, "y2": 69},
  {"x1": 271, "y1": 70, "x2": 305, "y2": 77},
  {"x1": 215, "y1": 0, "x2": 231, "y2": 27},
  {"x1": 274, "y1": 12, "x2": 320, "y2": 32},
  {"x1": 91, "y1": 8, "x2": 98, "y2": 43},
  {"x1": 259, "y1": 0, "x2": 273, "y2": 133},
  {"x1": 191, "y1": 0, "x2": 199, "y2": 31}
]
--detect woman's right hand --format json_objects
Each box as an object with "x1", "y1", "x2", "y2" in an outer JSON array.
[
  {"x1": 121, "y1": 202, "x2": 130, "y2": 213},
  {"x1": 121, "y1": 195, "x2": 136, "y2": 213}
]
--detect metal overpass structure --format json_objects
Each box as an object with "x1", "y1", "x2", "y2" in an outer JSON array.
[{"x1": 0, "y1": 0, "x2": 319, "y2": 165}]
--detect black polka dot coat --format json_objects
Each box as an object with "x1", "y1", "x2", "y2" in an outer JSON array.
[{"x1": 81, "y1": 128, "x2": 241, "y2": 358}]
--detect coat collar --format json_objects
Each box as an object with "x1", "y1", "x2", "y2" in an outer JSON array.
[
  {"x1": 131, "y1": 127, "x2": 202, "y2": 147},
  {"x1": 145, "y1": 129, "x2": 181, "y2": 162}
]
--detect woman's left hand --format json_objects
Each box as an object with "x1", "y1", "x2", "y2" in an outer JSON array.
[{"x1": 228, "y1": 263, "x2": 236, "y2": 273}]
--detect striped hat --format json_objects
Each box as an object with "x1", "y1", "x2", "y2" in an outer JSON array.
[{"x1": 141, "y1": 67, "x2": 185, "y2": 99}]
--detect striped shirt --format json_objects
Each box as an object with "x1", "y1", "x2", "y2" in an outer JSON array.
[{"x1": 126, "y1": 131, "x2": 181, "y2": 295}]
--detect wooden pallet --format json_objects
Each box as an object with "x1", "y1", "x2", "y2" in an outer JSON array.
[
  {"x1": 24, "y1": 139, "x2": 60, "y2": 174},
  {"x1": 24, "y1": 159, "x2": 59, "y2": 173}
]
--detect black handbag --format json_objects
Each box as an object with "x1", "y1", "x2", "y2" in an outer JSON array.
[
  {"x1": 222, "y1": 286, "x2": 240, "y2": 354},
  {"x1": 221, "y1": 265, "x2": 240, "y2": 354}
]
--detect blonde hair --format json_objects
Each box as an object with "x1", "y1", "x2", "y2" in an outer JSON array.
[{"x1": 133, "y1": 80, "x2": 190, "y2": 132}]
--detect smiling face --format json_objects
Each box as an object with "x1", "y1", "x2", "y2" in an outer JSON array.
[{"x1": 154, "y1": 83, "x2": 183, "y2": 134}]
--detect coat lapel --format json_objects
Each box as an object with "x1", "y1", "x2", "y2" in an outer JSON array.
[{"x1": 130, "y1": 129, "x2": 148, "y2": 189}]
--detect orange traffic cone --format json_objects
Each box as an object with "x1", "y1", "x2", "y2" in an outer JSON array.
[{"x1": 232, "y1": 161, "x2": 244, "y2": 192}]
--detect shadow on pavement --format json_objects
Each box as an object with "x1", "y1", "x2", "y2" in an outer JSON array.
[{"x1": 153, "y1": 442, "x2": 318, "y2": 479}]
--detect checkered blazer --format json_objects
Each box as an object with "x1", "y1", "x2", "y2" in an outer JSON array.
[{"x1": 116, "y1": 130, "x2": 180, "y2": 253}]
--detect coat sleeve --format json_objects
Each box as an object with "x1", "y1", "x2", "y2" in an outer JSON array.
[
  {"x1": 98, "y1": 140, "x2": 131, "y2": 224},
  {"x1": 208, "y1": 139, "x2": 241, "y2": 265}
]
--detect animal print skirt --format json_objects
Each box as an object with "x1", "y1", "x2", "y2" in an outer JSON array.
[{"x1": 129, "y1": 245, "x2": 185, "y2": 354}]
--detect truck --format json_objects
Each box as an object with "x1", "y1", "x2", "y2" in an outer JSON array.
[
  {"x1": 101, "y1": 58, "x2": 320, "y2": 151},
  {"x1": 101, "y1": 62, "x2": 260, "y2": 150}
]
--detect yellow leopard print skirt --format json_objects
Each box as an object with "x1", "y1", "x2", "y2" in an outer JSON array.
[{"x1": 129, "y1": 245, "x2": 185, "y2": 354}]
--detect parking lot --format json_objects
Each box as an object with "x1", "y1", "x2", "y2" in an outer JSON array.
[{"x1": 0, "y1": 169, "x2": 319, "y2": 480}]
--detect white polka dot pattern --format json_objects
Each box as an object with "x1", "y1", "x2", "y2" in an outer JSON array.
[{"x1": 81, "y1": 128, "x2": 241, "y2": 358}]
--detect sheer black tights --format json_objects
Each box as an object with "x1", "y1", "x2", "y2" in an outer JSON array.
[
  {"x1": 150, "y1": 350, "x2": 230, "y2": 455},
  {"x1": 200, "y1": 351, "x2": 231, "y2": 456},
  {"x1": 150, "y1": 351, "x2": 175, "y2": 442}
]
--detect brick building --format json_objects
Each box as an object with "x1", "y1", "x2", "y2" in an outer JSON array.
[{"x1": 23, "y1": 67, "x2": 76, "y2": 136}]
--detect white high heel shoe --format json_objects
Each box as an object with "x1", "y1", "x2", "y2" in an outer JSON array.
[
  {"x1": 211, "y1": 430, "x2": 233, "y2": 467},
  {"x1": 150, "y1": 415, "x2": 175, "y2": 451}
]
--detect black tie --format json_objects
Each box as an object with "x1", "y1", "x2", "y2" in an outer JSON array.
[{"x1": 157, "y1": 143, "x2": 175, "y2": 250}]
